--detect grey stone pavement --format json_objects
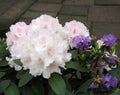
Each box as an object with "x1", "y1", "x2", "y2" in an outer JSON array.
[{"x1": 0, "y1": 0, "x2": 120, "y2": 55}]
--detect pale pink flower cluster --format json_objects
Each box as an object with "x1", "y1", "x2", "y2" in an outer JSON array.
[
  {"x1": 6, "y1": 14, "x2": 90, "y2": 78},
  {"x1": 6, "y1": 15, "x2": 71, "y2": 78},
  {"x1": 64, "y1": 20, "x2": 90, "y2": 48},
  {"x1": 6, "y1": 22, "x2": 29, "y2": 71}
]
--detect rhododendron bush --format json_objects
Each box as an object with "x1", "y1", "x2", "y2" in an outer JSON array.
[{"x1": 0, "y1": 15, "x2": 120, "y2": 95}]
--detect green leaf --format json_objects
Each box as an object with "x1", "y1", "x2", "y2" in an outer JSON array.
[
  {"x1": 66, "y1": 61, "x2": 89, "y2": 72},
  {"x1": 76, "y1": 79, "x2": 93, "y2": 93},
  {"x1": 81, "y1": 91, "x2": 93, "y2": 95},
  {"x1": 14, "y1": 59, "x2": 22, "y2": 66},
  {"x1": 0, "y1": 40, "x2": 9, "y2": 59},
  {"x1": 48, "y1": 87, "x2": 57, "y2": 95},
  {"x1": 69, "y1": 50, "x2": 78, "y2": 59},
  {"x1": 4, "y1": 82, "x2": 20, "y2": 95},
  {"x1": 0, "y1": 80, "x2": 11, "y2": 93},
  {"x1": 16, "y1": 70, "x2": 27, "y2": 79},
  {"x1": 111, "y1": 45, "x2": 116, "y2": 53},
  {"x1": 49, "y1": 73, "x2": 66, "y2": 95},
  {"x1": 30, "y1": 79, "x2": 44, "y2": 95},
  {"x1": 109, "y1": 67, "x2": 120, "y2": 81},
  {"x1": 64, "y1": 78, "x2": 72, "y2": 91},
  {"x1": 66, "y1": 90, "x2": 72, "y2": 95},
  {"x1": 20, "y1": 86, "x2": 35, "y2": 95},
  {"x1": 110, "y1": 91, "x2": 120, "y2": 95},
  {"x1": 18, "y1": 71, "x2": 33, "y2": 87},
  {"x1": 0, "y1": 72, "x2": 5, "y2": 78},
  {"x1": 95, "y1": 43, "x2": 99, "y2": 50},
  {"x1": 0, "y1": 61, "x2": 8, "y2": 67}
]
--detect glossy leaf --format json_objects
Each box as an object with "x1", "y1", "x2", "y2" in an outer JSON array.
[
  {"x1": 0, "y1": 40, "x2": 9, "y2": 59},
  {"x1": 4, "y1": 82, "x2": 20, "y2": 95},
  {"x1": 18, "y1": 71, "x2": 33, "y2": 87},
  {"x1": 14, "y1": 59, "x2": 22, "y2": 66},
  {"x1": 64, "y1": 78, "x2": 72, "y2": 91},
  {"x1": 49, "y1": 73, "x2": 66, "y2": 95},
  {"x1": 0, "y1": 61, "x2": 8, "y2": 67},
  {"x1": 0, "y1": 72, "x2": 5, "y2": 78},
  {"x1": 31, "y1": 79, "x2": 44, "y2": 95},
  {"x1": 20, "y1": 86, "x2": 35, "y2": 95},
  {"x1": 110, "y1": 91, "x2": 120, "y2": 95},
  {"x1": 69, "y1": 50, "x2": 78, "y2": 59},
  {"x1": 48, "y1": 87, "x2": 57, "y2": 95},
  {"x1": 65, "y1": 90, "x2": 72, "y2": 95},
  {"x1": 0, "y1": 80, "x2": 11, "y2": 93},
  {"x1": 66, "y1": 61, "x2": 89, "y2": 72},
  {"x1": 16, "y1": 70, "x2": 27, "y2": 79}
]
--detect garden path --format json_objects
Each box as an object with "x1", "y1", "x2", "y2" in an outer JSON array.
[{"x1": 0, "y1": 0, "x2": 120, "y2": 55}]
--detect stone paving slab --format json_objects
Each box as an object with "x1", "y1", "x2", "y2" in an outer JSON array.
[
  {"x1": 59, "y1": 5, "x2": 89, "y2": 16},
  {"x1": 91, "y1": 22, "x2": 120, "y2": 38},
  {"x1": 0, "y1": 0, "x2": 16, "y2": 15},
  {"x1": 95, "y1": 0, "x2": 120, "y2": 5},
  {"x1": 58, "y1": 15, "x2": 90, "y2": 28},
  {"x1": 0, "y1": 0, "x2": 4, "y2": 2},
  {"x1": 19, "y1": 17, "x2": 32, "y2": 24},
  {"x1": 20, "y1": 11, "x2": 57, "y2": 24},
  {"x1": 38, "y1": 0, "x2": 63, "y2": 3},
  {"x1": 88, "y1": 6, "x2": 120, "y2": 22},
  {"x1": 0, "y1": 0, "x2": 36, "y2": 30},
  {"x1": 63, "y1": 0, "x2": 94, "y2": 5},
  {"x1": 30, "y1": 2, "x2": 62, "y2": 13},
  {"x1": 22, "y1": 11, "x2": 57, "y2": 18}
]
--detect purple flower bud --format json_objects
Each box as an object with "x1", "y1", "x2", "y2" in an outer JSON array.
[
  {"x1": 89, "y1": 82, "x2": 97, "y2": 89},
  {"x1": 101, "y1": 34, "x2": 117, "y2": 48},
  {"x1": 109, "y1": 55, "x2": 116, "y2": 63},
  {"x1": 75, "y1": 35, "x2": 91, "y2": 50}
]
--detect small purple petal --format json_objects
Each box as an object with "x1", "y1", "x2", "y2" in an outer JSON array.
[
  {"x1": 102, "y1": 74, "x2": 112, "y2": 89},
  {"x1": 102, "y1": 74, "x2": 118, "y2": 89},
  {"x1": 89, "y1": 82, "x2": 97, "y2": 89},
  {"x1": 110, "y1": 77, "x2": 118, "y2": 88},
  {"x1": 109, "y1": 55, "x2": 116, "y2": 63},
  {"x1": 101, "y1": 34, "x2": 117, "y2": 48},
  {"x1": 75, "y1": 35, "x2": 91, "y2": 50}
]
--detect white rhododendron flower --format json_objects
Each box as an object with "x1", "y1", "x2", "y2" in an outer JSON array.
[
  {"x1": 6, "y1": 22, "x2": 29, "y2": 70},
  {"x1": 6, "y1": 14, "x2": 71, "y2": 79},
  {"x1": 6, "y1": 22, "x2": 29, "y2": 47},
  {"x1": 97, "y1": 40, "x2": 104, "y2": 48},
  {"x1": 64, "y1": 20, "x2": 90, "y2": 48},
  {"x1": 106, "y1": 51, "x2": 117, "y2": 58}
]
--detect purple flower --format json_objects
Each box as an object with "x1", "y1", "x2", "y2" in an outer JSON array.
[
  {"x1": 89, "y1": 82, "x2": 97, "y2": 89},
  {"x1": 109, "y1": 55, "x2": 116, "y2": 63},
  {"x1": 101, "y1": 34, "x2": 117, "y2": 48},
  {"x1": 102, "y1": 74, "x2": 112, "y2": 89},
  {"x1": 75, "y1": 35, "x2": 91, "y2": 50},
  {"x1": 110, "y1": 77, "x2": 118, "y2": 88},
  {"x1": 102, "y1": 74, "x2": 118, "y2": 89}
]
